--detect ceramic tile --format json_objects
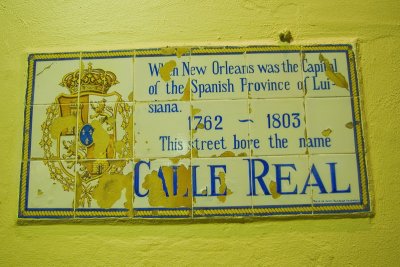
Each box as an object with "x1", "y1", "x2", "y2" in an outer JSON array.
[
  {"x1": 79, "y1": 54, "x2": 134, "y2": 103},
  {"x1": 134, "y1": 48, "x2": 191, "y2": 101},
  {"x1": 191, "y1": 100, "x2": 250, "y2": 158},
  {"x1": 74, "y1": 160, "x2": 133, "y2": 216},
  {"x1": 134, "y1": 101, "x2": 191, "y2": 158},
  {"x1": 76, "y1": 101, "x2": 133, "y2": 160},
  {"x1": 190, "y1": 52, "x2": 248, "y2": 100},
  {"x1": 308, "y1": 154, "x2": 362, "y2": 209},
  {"x1": 249, "y1": 98, "x2": 307, "y2": 156},
  {"x1": 25, "y1": 160, "x2": 75, "y2": 210},
  {"x1": 192, "y1": 157, "x2": 253, "y2": 217},
  {"x1": 251, "y1": 155, "x2": 312, "y2": 215},
  {"x1": 30, "y1": 57, "x2": 81, "y2": 105},
  {"x1": 132, "y1": 158, "x2": 192, "y2": 218},
  {"x1": 246, "y1": 51, "x2": 304, "y2": 99},
  {"x1": 27, "y1": 104, "x2": 78, "y2": 161},
  {"x1": 305, "y1": 97, "x2": 356, "y2": 154},
  {"x1": 301, "y1": 50, "x2": 352, "y2": 98}
]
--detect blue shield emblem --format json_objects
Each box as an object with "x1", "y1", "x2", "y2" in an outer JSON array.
[{"x1": 79, "y1": 124, "x2": 94, "y2": 146}]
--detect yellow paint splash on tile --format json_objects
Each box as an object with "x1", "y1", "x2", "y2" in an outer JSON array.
[
  {"x1": 114, "y1": 141, "x2": 128, "y2": 157},
  {"x1": 216, "y1": 171, "x2": 233, "y2": 203},
  {"x1": 91, "y1": 120, "x2": 110, "y2": 158},
  {"x1": 169, "y1": 149, "x2": 195, "y2": 164},
  {"x1": 160, "y1": 47, "x2": 176, "y2": 55},
  {"x1": 190, "y1": 106, "x2": 202, "y2": 134},
  {"x1": 319, "y1": 53, "x2": 349, "y2": 89},
  {"x1": 269, "y1": 181, "x2": 281, "y2": 199},
  {"x1": 192, "y1": 148, "x2": 199, "y2": 158},
  {"x1": 142, "y1": 165, "x2": 192, "y2": 208},
  {"x1": 169, "y1": 157, "x2": 181, "y2": 164},
  {"x1": 345, "y1": 122, "x2": 353, "y2": 129},
  {"x1": 345, "y1": 121, "x2": 359, "y2": 129},
  {"x1": 160, "y1": 47, "x2": 190, "y2": 58},
  {"x1": 322, "y1": 128, "x2": 332, "y2": 137},
  {"x1": 176, "y1": 47, "x2": 190, "y2": 58},
  {"x1": 49, "y1": 115, "x2": 76, "y2": 139},
  {"x1": 180, "y1": 78, "x2": 191, "y2": 101},
  {"x1": 110, "y1": 160, "x2": 128, "y2": 169},
  {"x1": 92, "y1": 171, "x2": 133, "y2": 210},
  {"x1": 196, "y1": 123, "x2": 205, "y2": 129},
  {"x1": 74, "y1": 173, "x2": 83, "y2": 208},
  {"x1": 303, "y1": 128, "x2": 309, "y2": 155},
  {"x1": 181, "y1": 79, "x2": 190, "y2": 101},
  {"x1": 218, "y1": 151, "x2": 236, "y2": 157},
  {"x1": 159, "y1": 60, "x2": 176, "y2": 82},
  {"x1": 211, "y1": 151, "x2": 248, "y2": 158},
  {"x1": 191, "y1": 107, "x2": 201, "y2": 115}
]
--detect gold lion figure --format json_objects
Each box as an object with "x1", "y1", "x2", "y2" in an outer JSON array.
[{"x1": 90, "y1": 99, "x2": 114, "y2": 131}]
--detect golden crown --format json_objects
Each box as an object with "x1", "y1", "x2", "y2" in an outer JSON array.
[{"x1": 60, "y1": 63, "x2": 119, "y2": 94}]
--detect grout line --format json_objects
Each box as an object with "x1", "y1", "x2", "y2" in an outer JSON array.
[
  {"x1": 245, "y1": 50, "x2": 254, "y2": 216},
  {"x1": 73, "y1": 52, "x2": 83, "y2": 217},
  {"x1": 132, "y1": 50, "x2": 135, "y2": 218},
  {"x1": 188, "y1": 48, "x2": 194, "y2": 219},
  {"x1": 300, "y1": 46, "x2": 314, "y2": 214}
]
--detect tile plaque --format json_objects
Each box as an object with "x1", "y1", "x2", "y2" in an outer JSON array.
[{"x1": 19, "y1": 45, "x2": 370, "y2": 219}]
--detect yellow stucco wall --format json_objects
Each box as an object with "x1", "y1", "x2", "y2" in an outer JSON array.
[{"x1": 1, "y1": 0, "x2": 399, "y2": 265}]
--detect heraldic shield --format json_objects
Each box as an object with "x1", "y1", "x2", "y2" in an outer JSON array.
[{"x1": 39, "y1": 62, "x2": 133, "y2": 209}]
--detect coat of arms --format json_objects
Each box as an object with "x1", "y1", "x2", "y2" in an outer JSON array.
[{"x1": 39, "y1": 63, "x2": 133, "y2": 208}]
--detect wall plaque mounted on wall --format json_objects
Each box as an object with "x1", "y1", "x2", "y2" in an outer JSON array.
[{"x1": 19, "y1": 45, "x2": 370, "y2": 219}]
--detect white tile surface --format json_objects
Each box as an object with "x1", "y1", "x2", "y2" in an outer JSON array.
[
  {"x1": 302, "y1": 51, "x2": 351, "y2": 98},
  {"x1": 191, "y1": 100, "x2": 250, "y2": 158},
  {"x1": 190, "y1": 53, "x2": 248, "y2": 100},
  {"x1": 31, "y1": 58, "x2": 80, "y2": 105},
  {"x1": 134, "y1": 101, "x2": 191, "y2": 158},
  {"x1": 246, "y1": 51, "x2": 304, "y2": 99},
  {"x1": 27, "y1": 160, "x2": 75, "y2": 209},
  {"x1": 250, "y1": 98, "x2": 307, "y2": 156},
  {"x1": 305, "y1": 97, "x2": 356, "y2": 154},
  {"x1": 308, "y1": 154, "x2": 361, "y2": 205},
  {"x1": 192, "y1": 157, "x2": 252, "y2": 209},
  {"x1": 251, "y1": 155, "x2": 312, "y2": 209},
  {"x1": 134, "y1": 52, "x2": 191, "y2": 101}
]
